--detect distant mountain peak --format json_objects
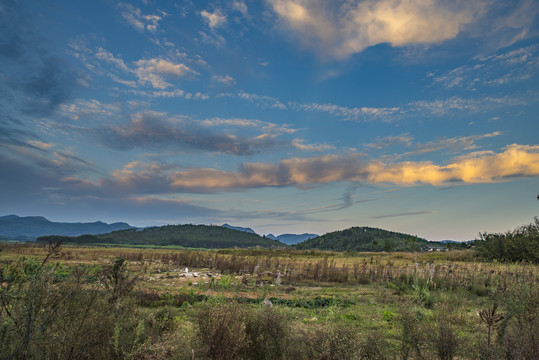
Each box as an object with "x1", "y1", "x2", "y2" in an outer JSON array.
[
  {"x1": 0, "y1": 215, "x2": 133, "y2": 240},
  {"x1": 221, "y1": 224, "x2": 256, "y2": 234},
  {"x1": 266, "y1": 233, "x2": 318, "y2": 245}
]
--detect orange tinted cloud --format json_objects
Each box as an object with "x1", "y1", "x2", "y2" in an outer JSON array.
[{"x1": 67, "y1": 144, "x2": 539, "y2": 194}]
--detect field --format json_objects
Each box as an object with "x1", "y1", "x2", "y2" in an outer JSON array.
[{"x1": 1, "y1": 242, "x2": 537, "y2": 359}]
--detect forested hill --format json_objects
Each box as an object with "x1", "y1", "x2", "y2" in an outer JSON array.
[
  {"x1": 37, "y1": 224, "x2": 284, "y2": 249},
  {"x1": 293, "y1": 226, "x2": 428, "y2": 252}
]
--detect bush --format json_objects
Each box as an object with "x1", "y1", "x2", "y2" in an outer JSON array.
[
  {"x1": 196, "y1": 303, "x2": 248, "y2": 360},
  {"x1": 244, "y1": 306, "x2": 290, "y2": 360},
  {"x1": 499, "y1": 281, "x2": 539, "y2": 359},
  {"x1": 477, "y1": 218, "x2": 539, "y2": 263},
  {"x1": 359, "y1": 330, "x2": 390, "y2": 360},
  {"x1": 399, "y1": 304, "x2": 427, "y2": 360}
]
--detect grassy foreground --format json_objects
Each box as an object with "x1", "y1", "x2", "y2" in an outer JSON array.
[{"x1": 0, "y1": 243, "x2": 537, "y2": 359}]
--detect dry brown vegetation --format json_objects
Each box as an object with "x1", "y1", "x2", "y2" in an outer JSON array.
[{"x1": 0, "y1": 242, "x2": 537, "y2": 359}]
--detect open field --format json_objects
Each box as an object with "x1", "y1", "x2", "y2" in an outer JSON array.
[{"x1": 1, "y1": 243, "x2": 537, "y2": 359}]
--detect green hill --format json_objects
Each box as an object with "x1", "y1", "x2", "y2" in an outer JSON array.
[
  {"x1": 293, "y1": 226, "x2": 428, "y2": 252},
  {"x1": 37, "y1": 224, "x2": 284, "y2": 249}
]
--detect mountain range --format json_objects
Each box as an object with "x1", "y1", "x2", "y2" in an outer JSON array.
[
  {"x1": 265, "y1": 233, "x2": 319, "y2": 245},
  {"x1": 221, "y1": 224, "x2": 318, "y2": 245},
  {"x1": 2, "y1": 214, "x2": 458, "y2": 252},
  {"x1": 0, "y1": 215, "x2": 132, "y2": 241}
]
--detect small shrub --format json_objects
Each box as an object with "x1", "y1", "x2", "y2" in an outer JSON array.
[
  {"x1": 359, "y1": 330, "x2": 389, "y2": 360},
  {"x1": 399, "y1": 304, "x2": 426, "y2": 360},
  {"x1": 196, "y1": 303, "x2": 247, "y2": 360},
  {"x1": 434, "y1": 317, "x2": 458, "y2": 360},
  {"x1": 244, "y1": 306, "x2": 289, "y2": 360}
]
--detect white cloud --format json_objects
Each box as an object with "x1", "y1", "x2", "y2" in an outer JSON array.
[
  {"x1": 289, "y1": 101, "x2": 401, "y2": 122},
  {"x1": 134, "y1": 58, "x2": 198, "y2": 89},
  {"x1": 292, "y1": 139, "x2": 335, "y2": 152},
  {"x1": 118, "y1": 3, "x2": 165, "y2": 33},
  {"x1": 131, "y1": 89, "x2": 209, "y2": 100},
  {"x1": 59, "y1": 99, "x2": 122, "y2": 121},
  {"x1": 95, "y1": 48, "x2": 129, "y2": 71},
  {"x1": 366, "y1": 133, "x2": 414, "y2": 149},
  {"x1": 199, "y1": 117, "x2": 296, "y2": 135},
  {"x1": 432, "y1": 44, "x2": 539, "y2": 88},
  {"x1": 237, "y1": 91, "x2": 287, "y2": 110},
  {"x1": 201, "y1": 9, "x2": 227, "y2": 30},
  {"x1": 409, "y1": 95, "x2": 528, "y2": 116},
  {"x1": 267, "y1": 0, "x2": 535, "y2": 59},
  {"x1": 213, "y1": 74, "x2": 236, "y2": 86},
  {"x1": 232, "y1": 1, "x2": 248, "y2": 16}
]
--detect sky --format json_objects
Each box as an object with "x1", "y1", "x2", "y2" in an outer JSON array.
[{"x1": 1, "y1": 0, "x2": 538, "y2": 241}]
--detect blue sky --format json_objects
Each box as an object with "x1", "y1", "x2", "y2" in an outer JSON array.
[{"x1": 1, "y1": 0, "x2": 538, "y2": 240}]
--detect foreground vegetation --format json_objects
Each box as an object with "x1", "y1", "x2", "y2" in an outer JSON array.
[{"x1": 1, "y1": 237, "x2": 537, "y2": 360}]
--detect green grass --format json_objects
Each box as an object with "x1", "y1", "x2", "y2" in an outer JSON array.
[{"x1": 1, "y1": 243, "x2": 537, "y2": 359}]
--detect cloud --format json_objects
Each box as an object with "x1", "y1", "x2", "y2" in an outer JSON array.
[
  {"x1": 201, "y1": 9, "x2": 227, "y2": 30},
  {"x1": 134, "y1": 58, "x2": 198, "y2": 89},
  {"x1": 408, "y1": 95, "x2": 529, "y2": 116},
  {"x1": 91, "y1": 111, "x2": 284, "y2": 155},
  {"x1": 431, "y1": 44, "x2": 539, "y2": 88},
  {"x1": 0, "y1": 155, "x2": 221, "y2": 225},
  {"x1": 70, "y1": 143, "x2": 539, "y2": 195},
  {"x1": 365, "y1": 144, "x2": 539, "y2": 185},
  {"x1": 237, "y1": 91, "x2": 287, "y2": 109},
  {"x1": 366, "y1": 133, "x2": 414, "y2": 149},
  {"x1": 118, "y1": 3, "x2": 165, "y2": 33},
  {"x1": 233, "y1": 90, "x2": 533, "y2": 123},
  {"x1": 199, "y1": 117, "x2": 296, "y2": 135},
  {"x1": 134, "y1": 89, "x2": 209, "y2": 99},
  {"x1": 59, "y1": 99, "x2": 122, "y2": 121},
  {"x1": 411, "y1": 131, "x2": 502, "y2": 154},
  {"x1": 292, "y1": 139, "x2": 335, "y2": 152},
  {"x1": 288, "y1": 101, "x2": 401, "y2": 122},
  {"x1": 0, "y1": 2, "x2": 76, "y2": 117},
  {"x1": 69, "y1": 42, "x2": 203, "y2": 93},
  {"x1": 268, "y1": 0, "x2": 537, "y2": 59},
  {"x1": 95, "y1": 48, "x2": 130, "y2": 72},
  {"x1": 268, "y1": 0, "x2": 487, "y2": 58},
  {"x1": 371, "y1": 210, "x2": 433, "y2": 219},
  {"x1": 213, "y1": 74, "x2": 236, "y2": 86},
  {"x1": 232, "y1": 1, "x2": 248, "y2": 16}
]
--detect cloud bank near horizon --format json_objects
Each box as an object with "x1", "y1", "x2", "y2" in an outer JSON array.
[{"x1": 59, "y1": 144, "x2": 539, "y2": 196}]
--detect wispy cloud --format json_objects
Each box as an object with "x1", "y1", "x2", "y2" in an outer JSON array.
[
  {"x1": 366, "y1": 133, "x2": 414, "y2": 149},
  {"x1": 410, "y1": 132, "x2": 502, "y2": 154},
  {"x1": 237, "y1": 91, "x2": 287, "y2": 110},
  {"x1": 292, "y1": 139, "x2": 335, "y2": 152},
  {"x1": 233, "y1": 91, "x2": 532, "y2": 122},
  {"x1": 371, "y1": 210, "x2": 433, "y2": 219},
  {"x1": 59, "y1": 99, "x2": 122, "y2": 121},
  {"x1": 288, "y1": 102, "x2": 401, "y2": 122},
  {"x1": 408, "y1": 95, "x2": 529, "y2": 116},
  {"x1": 118, "y1": 3, "x2": 166, "y2": 33},
  {"x1": 431, "y1": 44, "x2": 539, "y2": 89},
  {"x1": 89, "y1": 111, "x2": 286, "y2": 155},
  {"x1": 68, "y1": 41, "x2": 202, "y2": 94}
]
